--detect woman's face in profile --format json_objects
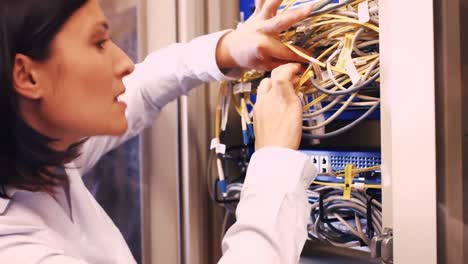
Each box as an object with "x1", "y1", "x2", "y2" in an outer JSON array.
[{"x1": 18, "y1": 0, "x2": 134, "y2": 146}]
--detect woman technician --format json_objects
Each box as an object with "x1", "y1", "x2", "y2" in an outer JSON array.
[{"x1": 0, "y1": 0, "x2": 317, "y2": 263}]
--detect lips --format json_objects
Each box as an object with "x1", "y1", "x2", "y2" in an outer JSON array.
[{"x1": 114, "y1": 88, "x2": 126, "y2": 103}]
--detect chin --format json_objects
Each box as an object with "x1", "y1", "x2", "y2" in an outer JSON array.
[{"x1": 107, "y1": 119, "x2": 128, "y2": 136}]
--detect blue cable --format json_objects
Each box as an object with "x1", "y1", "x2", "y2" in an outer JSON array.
[
  {"x1": 218, "y1": 180, "x2": 227, "y2": 198},
  {"x1": 242, "y1": 130, "x2": 249, "y2": 146},
  {"x1": 247, "y1": 123, "x2": 255, "y2": 140}
]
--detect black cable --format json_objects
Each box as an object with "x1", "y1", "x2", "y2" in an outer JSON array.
[
  {"x1": 213, "y1": 179, "x2": 240, "y2": 204},
  {"x1": 367, "y1": 196, "x2": 375, "y2": 239},
  {"x1": 308, "y1": 187, "x2": 382, "y2": 246}
]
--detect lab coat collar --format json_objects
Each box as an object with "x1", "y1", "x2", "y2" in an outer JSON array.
[
  {"x1": 0, "y1": 162, "x2": 77, "y2": 215},
  {"x1": 0, "y1": 187, "x2": 19, "y2": 215}
]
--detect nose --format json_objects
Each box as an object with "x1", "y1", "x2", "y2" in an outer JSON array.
[{"x1": 113, "y1": 43, "x2": 135, "y2": 79}]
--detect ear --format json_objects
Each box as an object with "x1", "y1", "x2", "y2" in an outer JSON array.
[{"x1": 12, "y1": 54, "x2": 43, "y2": 100}]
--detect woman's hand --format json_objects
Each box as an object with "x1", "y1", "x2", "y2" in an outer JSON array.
[
  {"x1": 253, "y1": 63, "x2": 303, "y2": 150},
  {"x1": 216, "y1": 0, "x2": 313, "y2": 71}
]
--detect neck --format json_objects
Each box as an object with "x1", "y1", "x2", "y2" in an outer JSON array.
[{"x1": 19, "y1": 100, "x2": 80, "y2": 152}]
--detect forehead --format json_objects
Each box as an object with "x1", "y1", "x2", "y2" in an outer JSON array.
[{"x1": 58, "y1": 0, "x2": 108, "y2": 37}]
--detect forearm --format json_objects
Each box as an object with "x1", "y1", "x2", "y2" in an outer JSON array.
[{"x1": 218, "y1": 147, "x2": 316, "y2": 264}]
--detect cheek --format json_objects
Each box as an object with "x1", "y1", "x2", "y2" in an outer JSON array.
[{"x1": 41, "y1": 58, "x2": 127, "y2": 136}]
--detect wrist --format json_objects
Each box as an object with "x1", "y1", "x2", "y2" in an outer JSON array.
[{"x1": 215, "y1": 31, "x2": 237, "y2": 71}]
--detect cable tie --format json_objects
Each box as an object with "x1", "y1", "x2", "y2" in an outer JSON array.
[
  {"x1": 296, "y1": 25, "x2": 308, "y2": 33},
  {"x1": 210, "y1": 138, "x2": 226, "y2": 154},
  {"x1": 210, "y1": 138, "x2": 219, "y2": 150},
  {"x1": 336, "y1": 33, "x2": 354, "y2": 70},
  {"x1": 216, "y1": 144, "x2": 226, "y2": 155},
  {"x1": 343, "y1": 164, "x2": 356, "y2": 200},
  {"x1": 358, "y1": 0, "x2": 371, "y2": 23},
  {"x1": 345, "y1": 54, "x2": 361, "y2": 84},
  {"x1": 353, "y1": 182, "x2": 365, "y2": 191},
  {"x1": 353, "y1": 58, "x2": 368, "y2": 66},
  {"x1": 233, "y1": 82, "x2": 252, "y2": 95}
]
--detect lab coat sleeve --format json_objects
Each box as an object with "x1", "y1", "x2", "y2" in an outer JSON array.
[
  {"x1": 74, "y1": 30, "x2": 235, "y2": 174},
  {"x1": 0, "y1": 238, "x2": 89, "y2": 264},
  {"x1": 218, "y1": 147, "x2": 317, "y2": 264}
]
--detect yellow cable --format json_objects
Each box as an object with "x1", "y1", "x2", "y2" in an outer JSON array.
[
  {"x1": 231, "y1": 93, "x2": 243, "y2": 116},
  {"x1": 301, "y1": 60, "x2": 379, "y2": 111},
  {"x1": 328, "y1": 25, "x2": 360, "y2": 39},
  {"x1": 317, "y1": 41, "x2": 341, "y2": 60},
  {"x1": 296, "y1": 63, "x2": 314, "y2": 92},
  {"x1": 313, "y1": 181, "x2": 382, "y2": 189},
  {"x1": 215, "y1": 83, "x2": 224, "y2": 139},
  {"x1": 318, "y1": 14, "x2": 379, "y2": 32},
  {"x1": 280, "y1": 0, "x2": 297, "y2": 13},
  {"x1": 335, "y1": 165, "x2": 381, "y2": 176},
  {"x1": 245, "y1": 93, "x2": 255, "y2": 108},
  {"x1": 283, "y1": 42, "x2": 348, "y2": 74},
  {"x1": 302, "y1": 78, "x2": 350, "y2": 111}
]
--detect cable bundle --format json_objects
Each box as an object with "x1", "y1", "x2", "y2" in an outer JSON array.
[
  {"x1": 280, "y1": 0, "x2": 380, "y2": 139},
  {"x1": 207, "y1": 145, "x2": 383, "y2": 249},
  {"x1": 307, "y1": 185, "x2": 382, "y2": 248},
  {"x1": 219, "y1": 0, "x2": 380, "y2": 143}
]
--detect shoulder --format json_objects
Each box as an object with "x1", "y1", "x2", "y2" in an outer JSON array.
[
  {"x1": 0, "y1": 189, "x2": 50, "y2": 232},
  {"x1": 0, "y1": 190, "x2": 63, "y2": 255}
]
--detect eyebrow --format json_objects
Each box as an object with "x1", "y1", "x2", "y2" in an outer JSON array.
[
  {"x1": 91, "y1": 21, "x2": 109, "y2": 33},
  {"x1": 90, "y1": 21, "x2": 109, "y2": 38}
]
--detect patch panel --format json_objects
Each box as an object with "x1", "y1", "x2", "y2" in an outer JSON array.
[
  {"x1": 311, "y1": 155, "x2": 320, "y2": 171},
  {"x1": 319, "y1": 155, "x2": 331, "y2": 173},
  {"x1": 301, "y1": 149, "x2": 381, "y2": 172}
]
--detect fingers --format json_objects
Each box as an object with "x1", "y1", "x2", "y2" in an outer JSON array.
[
  {"x1": 262, "y1": 3, "x2": 314, "y2": 33},
  {"x1": 256, "y1": 58, "x2": 288, "y2": 71},
  {"x1": 259, "y1": 0, "x2": 283, "y2": 18},
  {"x1": 257, "y1": 78, "x2": 272, "y2": 96},
  {"x1": 270, "y1": 63, "x2": 302, "y2": 96},
  {"x1": 258, "y1": 38, "x2": 310, "y2": 64},
  {"x1": 256, "y1": 64, "x2": 300, "y2": 97},
  {"x1": 271, "y1": 63, "x2": 302, "y2": 84},
  {"x1": 254, "y1": 0, "x2": 266, "y2": 11}
]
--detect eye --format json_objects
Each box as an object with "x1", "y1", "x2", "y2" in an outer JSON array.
[{"x1": 96, "y1": 38, "x2": 109, "y2": 50}]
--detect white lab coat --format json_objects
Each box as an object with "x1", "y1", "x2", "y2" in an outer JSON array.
[{"x1": 0, "y1": 31, "x2": 316, "y2": 264}]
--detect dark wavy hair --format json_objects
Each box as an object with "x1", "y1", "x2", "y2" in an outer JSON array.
[{"x1": 0, "y1": 0, "x2": 88, "y2": 198}]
